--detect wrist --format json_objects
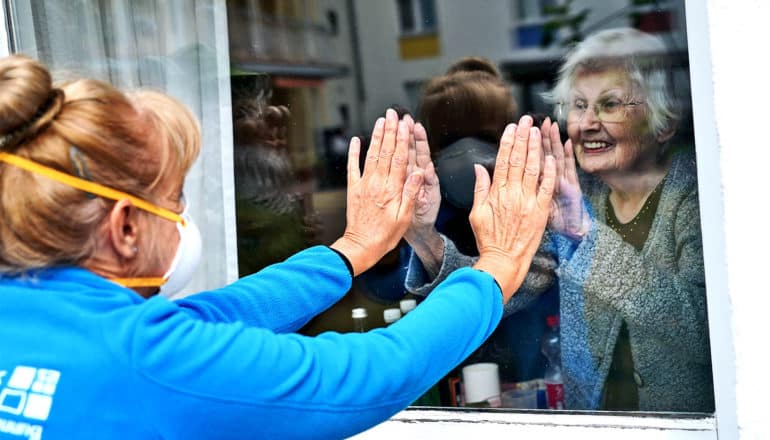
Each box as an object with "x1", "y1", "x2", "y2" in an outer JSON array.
[
  {"x1": 473, "y1": 253, "x2": 525, "y2": 303},
  {"x1": 330, "y1": 236, "x2": 372, "y2": 276},
  {"x1": 405, "y1": 226, "x2": 442, "y2": 250}
]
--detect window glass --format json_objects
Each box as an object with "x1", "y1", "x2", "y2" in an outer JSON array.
[
  {"x1": 8, "y1": 0, "x2": 712, "y2": 416},
  {"x1": 419, "y1": 0, "x2": 437, "y2": 31},
  {"x1": 226, "y1": 0, "x2": 713, "y2": 414},
  {"x1": 396, "y1": 0, "x2": 416, "y2": 33}
]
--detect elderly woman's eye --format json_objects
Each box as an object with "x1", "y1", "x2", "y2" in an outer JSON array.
[
  {"x1": 601, "y1": 99, "x2": 623, "y2": 112},
  {"x1": 573, "y1": 99, "x2": 588, "y2": 111}
]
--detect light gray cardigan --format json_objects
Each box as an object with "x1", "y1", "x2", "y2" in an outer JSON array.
[{"x1": 405, "y1": 152, "x2": 714, "y2": 412}]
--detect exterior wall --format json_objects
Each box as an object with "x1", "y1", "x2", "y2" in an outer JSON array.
[
  {"x1": 705, "y1": 0, "x2": 770, "y2": 437},
  {"x1": 353, "y1": 0, "x2": 512, "y2": 126}
]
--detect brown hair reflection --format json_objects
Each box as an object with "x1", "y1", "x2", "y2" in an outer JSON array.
[{"x1": 419, "y1": 57, "x2": 516, "y2": 155}]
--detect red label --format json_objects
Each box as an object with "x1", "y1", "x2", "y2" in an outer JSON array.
[{"x1": 546, "y1": 382, "x2": 565, "y2": 409}]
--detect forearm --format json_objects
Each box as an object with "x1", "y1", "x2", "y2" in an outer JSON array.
[
  {"x1": 404, "y1": 226, "x2": 445, "y2": 279},
  {"x1": 405, "y1": 233, "x2": 478, "y2": 297},
  {"x1": 175, "y1": 246, "x2": 352, "y2": 333},
  {"x1": 147, "y1": 268, "x2": 503, "y2": 439}
]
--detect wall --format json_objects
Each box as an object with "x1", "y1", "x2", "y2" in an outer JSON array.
[
  {"x1": 353, "y1": 0, "x2": 512, "y2": 127},
  {"x1": 706, "y1": 0, "x2": 770, "y2": 438}
]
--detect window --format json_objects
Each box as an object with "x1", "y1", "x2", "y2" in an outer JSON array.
[
  {"x1": 226, "y1": 0, "x2": 719, "y2": 421},
  {"x1": 2, "y1": 0, "x2": 739, "y2": 437},
  {"x1": 396, "y1": 0, "x2": 438, "y2": 34}
]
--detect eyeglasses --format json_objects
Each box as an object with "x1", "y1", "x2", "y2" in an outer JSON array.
[{"x1": 559, "y1": 97, "x2": 645, "y2": 124}]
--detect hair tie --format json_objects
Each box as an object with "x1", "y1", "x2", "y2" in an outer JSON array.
[{"x1": 0, "y1": 88, "x2": 65, "y2": 151}]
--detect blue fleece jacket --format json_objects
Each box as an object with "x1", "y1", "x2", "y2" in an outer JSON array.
[{"x1": 0, "y1": 246, "x2": 502, "y2": 440}]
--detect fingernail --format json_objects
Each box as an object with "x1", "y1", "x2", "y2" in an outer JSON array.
[
  {"x1": 409, "y1": 171, "x2": 424, "y2": 183},
  {"x1": 521, "y1": 115, "x2": 533, "y2": 125},
  {"x1": 505, "y1": 124, "x2": 516, "y2": 135},
  {"x1": 386, "y1": 108, "x2": 397, "y2": 119},
  {"x1": 530, "y1": 127, "x2": 539, "y2": 137},
  {"x1": 375, "y1": 118, "x2": 385, "y2": 129}
]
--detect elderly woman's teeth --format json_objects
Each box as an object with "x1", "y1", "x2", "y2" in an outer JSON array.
[{"x1": 584, "y1": 141, "x2": 609, "y2": 150}]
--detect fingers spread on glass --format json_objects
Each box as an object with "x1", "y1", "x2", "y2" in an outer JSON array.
[
  {"x1": 347, "y1": 136, "x2": 362, "y2": 187},
  {"x1": 364, "y1": 116, "x2": 386, "y2": 173},
  {"x1": 470, "y1": 114, "x2": 555, "y2": 299},
  {"x1": 375, "y1": 109, "x2": 400, "y2": 175},
  {"x1": 335, "y1": 110, "x2": 423, "y2": 275}
]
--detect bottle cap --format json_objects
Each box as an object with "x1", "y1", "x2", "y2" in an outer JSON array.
[
  {"x1": 546, "y1": 315, "x2": 560, "y2": 328},
  {"x1": 399, "y1": 299, "x2": 417, "y2": 314},
  {"x1": 383, "y1": 308, "x2": 402, "y2": 323},
  {"x1": 352, "y1": 308, "x2": 368, "y2": 319}
]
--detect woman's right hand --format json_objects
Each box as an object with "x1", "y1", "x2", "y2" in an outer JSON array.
[
  {"x1": 541, "y1": 118, "x2": 591, "y2": 240},
  {"x1": 470, "y1": 115, "x2": 556, "y2": 301},
  {"x1": 402, "y1": 115, "x2": 445, "y2": 278},
  {"x1": 331, "y1": 109, "x2": 423, "y2": 275}
]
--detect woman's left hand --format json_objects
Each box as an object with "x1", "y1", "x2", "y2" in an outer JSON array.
[
  {"x1": 331, "y1": 109, "x2": 424, "y2": 275},
  {"x1": 542, "y1": 118, "x2": 591, "y2": 240}
]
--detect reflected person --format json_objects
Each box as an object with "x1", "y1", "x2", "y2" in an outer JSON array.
[
  {"x1": 405, "y1": 28, "x2": 713, "y2": 412},
  {"x1": 408, "y1": 56, "x2": 558, "y2": 385},
  {"x1": 0, "y1": 55, "x2": 555, "y2": 439}
]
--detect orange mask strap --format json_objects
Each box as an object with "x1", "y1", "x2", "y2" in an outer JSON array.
[
  {"x1": 0, "y1": 152, "x2": 184, "y2": 224},
  {"x1": 0, "y1": 152, "x2": 182, "y2": 288}
]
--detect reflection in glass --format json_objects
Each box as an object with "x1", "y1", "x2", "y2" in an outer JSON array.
[{"x1": 226, "y1": 0, "x2": 712, "y2": 413}]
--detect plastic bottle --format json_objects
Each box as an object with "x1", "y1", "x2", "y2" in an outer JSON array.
[
  {"x1": 541, "y1": 315, "x2": 565, "y2": 409},
  {"x1": 383, "y1": 308, "x2": 402, "y2": 325},
  {"x1": 351, "y1": 308, "x2": 368, "y2": 332},
  {"x1": 399, "y1": 298, "x2": 417, "y2": 315}
]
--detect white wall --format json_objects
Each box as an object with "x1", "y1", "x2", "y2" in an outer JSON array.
[
  {"x1": 705, "y1": 0, "x2": 770, "y2": 437},
  {"x1": 353, "y1": 0, "x2": 512, "y2": 126}
]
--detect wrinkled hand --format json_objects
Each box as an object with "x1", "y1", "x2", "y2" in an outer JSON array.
[
  {"x1": 331, "y1": 109, "x2": 424, "y2": 275},
  {"x1": 403, "y1": 115, "x2": 441, "y2": 243},
  {"x1": 470, "y1": 115, "x2": 556, "y2": 300},
  {"x1": 541, "y1": 118, "x2": 591, "y2": 240}
]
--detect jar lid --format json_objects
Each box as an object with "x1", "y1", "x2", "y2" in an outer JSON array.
[
  {"x1": 399, "y1": 299, "x2": 417, "y2": 314},
  {"x1": 383, "y1": 308, "x2": 402, "y2": 323},
  {"x1": 352, "y1": 308, "x2": 368, "y2": 319}
]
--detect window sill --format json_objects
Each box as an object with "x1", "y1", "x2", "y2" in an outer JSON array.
[{"x1": 352, "y1": 408, "x2": 716, "y2": 439}]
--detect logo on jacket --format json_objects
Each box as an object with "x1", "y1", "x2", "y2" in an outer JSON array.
[{"x1": 0, "y1": 366, "x2": 59, "y2": 440}]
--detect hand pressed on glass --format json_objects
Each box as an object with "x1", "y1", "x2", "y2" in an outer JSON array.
[
  {"x1": 470, "y1": 115, "x2": 556, "y2": 299},
  {"x1": 540, "y1": 118, "x2": 591, "y2": 240},
  {"x1": 330, "y1": 108, "x2": 424, "y2": 275}
]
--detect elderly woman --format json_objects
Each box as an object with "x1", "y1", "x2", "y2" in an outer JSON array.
[
  {"x1": 0, "y1": 55, "x2": 554, "y2": 438},
  {"x1": 405, "y1": 28, "x2": 713, "y2": 412}
]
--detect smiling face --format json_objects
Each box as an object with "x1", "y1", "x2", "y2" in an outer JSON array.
[{"x1": 566, "y1": 68, "x2": 658, "y2": 175}]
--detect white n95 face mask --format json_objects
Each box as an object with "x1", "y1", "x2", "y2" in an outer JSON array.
[{"x1": 158, "y1": 202, "x2": 202, "y2": 298}]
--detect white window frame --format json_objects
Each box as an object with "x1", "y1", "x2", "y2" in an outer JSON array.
[
  {"x1": 352, "y1": 1, "x2": 738, "y2": 437},
  {"x1": 0, "y1": 0, "x2": 748, "y2": 437}
]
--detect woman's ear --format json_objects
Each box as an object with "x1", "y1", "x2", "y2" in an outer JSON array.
[
  {"x1": 108, "y1": 199, "x2": 140, "y2": 260},
  {"x1": 656, "y1": 125, "x2": 676, "y2": 144}
]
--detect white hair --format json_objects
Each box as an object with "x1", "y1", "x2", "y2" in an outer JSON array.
[{"x1": 545, "y1": 28, "x2": 679, "y2": 139}]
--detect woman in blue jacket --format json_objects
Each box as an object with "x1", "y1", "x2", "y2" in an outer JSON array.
[{"x1": 0, "y1": 54, "x2": 555, "y2": 439}]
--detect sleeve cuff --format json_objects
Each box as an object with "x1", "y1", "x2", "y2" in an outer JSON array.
[{"x1": 327, "y1": 246, "x2": 354, "y2": 278}]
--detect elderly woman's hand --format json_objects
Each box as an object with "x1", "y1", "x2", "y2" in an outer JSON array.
[
  {"x1": 397, "y1": 115, "x2": 445, "y2": 277},
  {"x1": 403, "y1": 116, "x2": 441, "y2": 242},
  {"x1": 331, "y1": 109, "x2": 423, "y2": 275},
  {"x1": 542, "y1": 118, "x2": 591, "y2": 240},
  {"x1": 471, "y1": 115, "x2": 556, "y2": 301}
]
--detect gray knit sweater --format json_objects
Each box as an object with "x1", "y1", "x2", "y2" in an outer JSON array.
[{"x1": 405, "y1": 152, "x2": 714, "y2": 412}]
